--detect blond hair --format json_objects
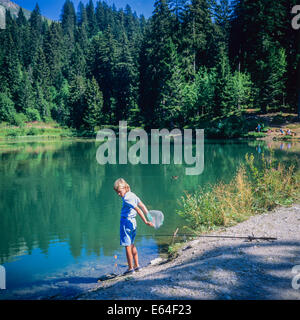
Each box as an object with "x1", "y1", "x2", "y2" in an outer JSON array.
[{"x1": 113, "y1": 178, "x2": 130, "y2": 192}]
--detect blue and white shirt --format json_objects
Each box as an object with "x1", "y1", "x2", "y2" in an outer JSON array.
[{"x1": 121, "y1": 191, "x2": 141, "y2": 219}]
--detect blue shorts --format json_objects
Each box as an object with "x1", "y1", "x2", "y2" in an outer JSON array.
[{"x1": 120, "y1": 217, "x2": 137, "y2": 246}]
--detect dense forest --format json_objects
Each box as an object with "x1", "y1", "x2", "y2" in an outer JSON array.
[{"x1": 0, "y1": 0, "x2": 299, "y2": 136}]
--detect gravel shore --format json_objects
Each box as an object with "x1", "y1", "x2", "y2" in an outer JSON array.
[{"x1": 78, "y1": 204, "x2": 300, "y2": 300}]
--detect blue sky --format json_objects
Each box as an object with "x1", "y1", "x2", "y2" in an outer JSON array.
[{"x1": 14, "y1": 0, "x2": 155, "y2": 20}]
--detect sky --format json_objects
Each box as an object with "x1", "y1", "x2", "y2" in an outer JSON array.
[{"x1": 13, "y1": 0, "x2": 155, "y2": 20}]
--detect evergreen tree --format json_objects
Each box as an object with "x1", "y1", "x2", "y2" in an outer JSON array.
[
  {"x1": 0, "y1": 33, "x2": 22, "y2": 100},
  {"x1": 68, "y1": 75, "x2": 85, "y2": 129},
  {"x1": 32, "y1": 46, "x2": 50, "y2": 91},
  {"x1": 43, "y1": 22, "x2": 64, "y2": 87},
  {"x1": 34, "y1": 83, "x2": 50, "y2": 120},
  {"x1": 229, "y1": 0, "x2": 288, "y2": 112},
  {"x1": 16, "y1": 8, "x2": 31, "y2": 67},
  {"x1": 28, "y1": 4, "x2": 43, "y2": 66},
  {"x1": 82, "y1": 77, "x2": 103, "y2": 131},
  {"x1": 77, "y1": 1, "x2": 87, "y2": 26},
  {"x1": 88, "y1": 27, "x2": 117, "y2": 122},
  {"x1": 192, "y1": 67, "x2": 217, "y2": 118},
  {"x1": 181, "y1": 0, "x2": 213, "y2": 78},
  {"x1": 260, "y1": 47, "x2": 287, "y2": 112},
  {"x1": 86, "y1": 0, "x2": 97, "y2": 37},
  {"x1": 95, "y1": 1, "x2": 105, "y2": 31},
  {"x1": 214, "y1": 46, "x2": 232, "y2": 116},
  {"x1": 114, "y1": 32, "x2": 137, "y2": 122},
  {"x1": 138, "y1": 0, "x2": 175, "y2": 127},
  {"x1": 15, "y1": 70, "x2": 35, "y2": 114},
  {"x1": 158, "y1": 38, "x2": 185, "y2": 127},
  {"x1": 69, "y1": 43, "x2": 87, "y2": 78},
  {"x1": 0, "y1": 0, "x2": 295, "y2": 131},
  {"x1": 61, "y1": 0, "x2": 77, "y2": 62},
  {"x1": 0, "y1": 93, "x2": 16, "y2": 124},
  {"x1": 52, "y1": 79, "x2": 70, "y2": 125}
]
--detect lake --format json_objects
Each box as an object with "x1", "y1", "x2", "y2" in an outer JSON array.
[{"x1": 0, "y1": 137, "x2": 298, "y2": 299}]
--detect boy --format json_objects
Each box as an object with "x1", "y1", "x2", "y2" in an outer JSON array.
[{"x1": 114, "y1": 178, "x2": 154, "y2": 274}]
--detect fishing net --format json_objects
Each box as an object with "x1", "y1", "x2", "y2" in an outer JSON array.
[{"x1": 147, "y1": 210, "x2": 164, "y2": 229}]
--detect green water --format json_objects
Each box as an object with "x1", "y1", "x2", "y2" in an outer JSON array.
[{"x1": 0, "y1": 138, "x2": 298, "y2": 299}]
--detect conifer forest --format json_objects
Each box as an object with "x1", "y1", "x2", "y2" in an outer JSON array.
[{"x1": 0, "y1": 0, "x2": 299, "y2": 137}]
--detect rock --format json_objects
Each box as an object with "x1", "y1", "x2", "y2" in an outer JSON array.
[{"x1": 150, "y1": 258, "x2": 164, "y2": 265}]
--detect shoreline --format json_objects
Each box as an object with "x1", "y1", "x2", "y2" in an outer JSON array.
[{"x1": 77, "y1": 203, "x2": 300, "y2": 300}]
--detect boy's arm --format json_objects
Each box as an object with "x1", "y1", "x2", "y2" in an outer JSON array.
[
  {"x1": 135, "y1": 202, "x2": 154, "y2": 227},
  {"x1": 138, "y1": 201, "x2": 148, "y2": 216}
]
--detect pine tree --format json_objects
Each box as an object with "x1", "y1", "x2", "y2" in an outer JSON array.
[
  {"x1": 260, "y1": 47, "x2": 287, "y2": 112},
  {"x1": 28, "y1": 4, "x2": 43, "y2": 66},
  {"x1": 168, "y1": 0, "x2": 188, "y2": 21},
  {"x1": 0, "y1": 33, "x2": 22, "y2": 100},
  {"x1": 69, "y1": 43, "x2": 87, "y2": 79},
  {"x1": 77, "y1": 1, "x2": 87, "y2": 26},
  {"x1": 82, "y1": 77, "x2": 103, "y2": 131},
  {"x1": 214, "y1": 46, "x2": 232, "y2": 116},
  {"x1": 158, "y1": 38, "x2": 185, "y2": 128},
  {"x1": 95, "y1": 2, "x2": 105, "y2": 31},
  {"x1": 138, "y1": 0, "x2": 175, "y2": 127},
  {"x1": 68, "y1": 75, "x2": 87, "y2": 129},
  {"x1": 43, "y1": 22, "x2": 65, "y2": 87},
  {"x1": 88, "y1": 27, "x2": 118, "y2": 122},
  {"x1": 34, "y1": 83, "x2": 49, "y2": 120},
  {"x1": 61, "y1": 0, "x2": 77, "y2": 62},
  {"x1": 0, "y1": 93, "x2": 16, "y2": 124},
  {"x1": 114, "y1": 31, "x2": 137, "y2": 122},
  {"x1": 229, "y1": 0, "x2": 288, "y2": 112},
  {"x1": 192, "y1": 67, "x2": 217, "y2": 118},
  {"x1": 86, "y1": 0, "x2": 97, "y2": 37},
  {"x1": 181, "y1": 0, "x2": 213, "y2": 78},
  {"x1": 32, "y1": 47, "x2": 50, "y2": 90},
  {"x1": 15, "y1": 70, "x2": 35, "y2": 114},
  {"x1": 52, "y1": 79, "x2": 70, "y2": 125}
]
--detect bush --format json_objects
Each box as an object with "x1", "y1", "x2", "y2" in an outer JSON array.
[
  {"x1": 177, "y1": 153, "x2": 300, "y2": 233},
  {"x1": 12, "y1": 113, "x2": 28, "y2": 127},
  {"x1": 26, "y1": 127, "x2": 40, "y2": 136},
  {"x1": 25, "y1": 108, "x2": 41, "y2": 121},
  {"x1": 178, "y1": 167, "x2": 254, "y2": 232},
  {"x1": 6, "y1": 128, "x2": 25, "y2": 137}
]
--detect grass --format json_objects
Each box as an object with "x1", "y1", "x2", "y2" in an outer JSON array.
[
  {"x1": 0, "y1": 121, "x2": 75, "y2": 139},
  {"x1": 243, "y1": 132, "x2": 267, "y2": 138},
  {"x1": 177, "y1": 153, "x2": 300, "y2": 234}
]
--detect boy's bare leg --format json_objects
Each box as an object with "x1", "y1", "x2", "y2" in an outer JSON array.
[
  {"x1": 125, "y1": 246, "x2": 134, "y2": 270},
  {"x1": 132, "y1": 244, "x2": 139, "y2": 268}
]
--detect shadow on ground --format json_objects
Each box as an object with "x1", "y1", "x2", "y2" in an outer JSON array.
[{"x1": 84, "y1": 238, "x2": 300, "y2": 300}]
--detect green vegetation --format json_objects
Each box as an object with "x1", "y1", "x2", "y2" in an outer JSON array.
[
  {"x1": 0, "y1": 0, "x2": 299, "y2": 137},
  {"x1": 0, "y1": 121, "x2": 74, "y2": 138},
  {"x1": 243, "y1": 132, "x2": 267, "y2": 139},
  {"x1": 177, "y1": 153, "x2": 300, "y2": 233}
]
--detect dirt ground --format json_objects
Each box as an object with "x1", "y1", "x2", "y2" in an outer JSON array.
[{"x1": 77, "y1": 204, "x2": 300, "y2": 300}]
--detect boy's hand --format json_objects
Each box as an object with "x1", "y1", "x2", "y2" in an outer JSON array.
[{"x1": 146, "y1": 221, "x2": 154, "y2": 228}]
